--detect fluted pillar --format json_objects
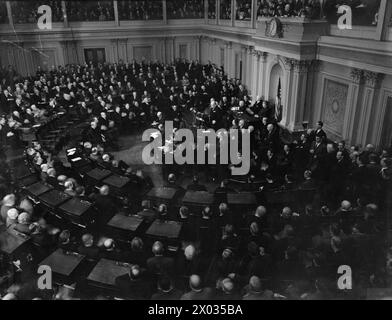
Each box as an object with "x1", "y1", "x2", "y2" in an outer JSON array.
[{"x1": 357, "y1": 71, "x2": 382, "y2": 146}]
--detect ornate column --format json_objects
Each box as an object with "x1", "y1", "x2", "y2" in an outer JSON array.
[
  {"x1": 281, "y1": 57, "x2": 294, "y2": 127},
  {"x1": 110, "y1": 39, "x2": 119, "y2": 63},
  {"x1": 257, "y1": 52, "x2": 268, "y2": 99},
  {"x1": 250, "y1": 49, "x2": 260, "y2": 99},
  {"x1": 225, "y1": 41, "x2": 233, "y2": 78},
  {"x1": 243, "y1": 46, "x2": 251, "y2": 86},
  {"x1": 59, "y1": 41, "x2": 68, "y2": 66},
  {"x1": 344, "y1": 68, "x2": 364, "y2": 144},
  {"x1": 118, "y1": 39, "x2": 128, "y2": 62},
  {"x1": 357, "y1": 71, "x2": 382, "y2": 146},
  {"x1": 287, "y1": 59, "x2": 312, "y2": 131},
  {"x1": 304, "y1": 60, "x2": 319, "y2": 125}
]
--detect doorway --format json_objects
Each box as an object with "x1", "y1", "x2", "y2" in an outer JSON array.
[{"x1": 84, "y1": 48, "x2": 106, "y2": 65}]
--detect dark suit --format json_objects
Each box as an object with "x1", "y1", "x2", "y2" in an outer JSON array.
[
  {"x1": 115, "y1": 274, "x2": 153, "y2": 300},
  {"x1": 147, "y1": 255, "x2": 175, "y2": 277},
  {"x1": 180, "y1": 287, "x2": 215, "y2": 300}
]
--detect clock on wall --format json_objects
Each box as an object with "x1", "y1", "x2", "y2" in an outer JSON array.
[{"x1": 266, "y1": 18, "x2": 283, "y2": 38}]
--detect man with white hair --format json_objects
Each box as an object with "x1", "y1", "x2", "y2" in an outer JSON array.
[
  {"x1": 6, "y1": 208, "x2": 19, "y2": 228},
  {"x1": 13, "y1": 212, "x2": 32, "y2": 235},
  {"x1": 1, "y1": 193, "x2": 16, "y2": 223}
]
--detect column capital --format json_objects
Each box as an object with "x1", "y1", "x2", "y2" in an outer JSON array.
[
  {"x1": 282, "y1": 57, "x2": 294, "y2": 71},
  {"x1": 350, "y1": 68, "x2": 364, "y2": 84},
  {"x1": 292, "y1": 59, "x2": 312, "y2": 73},
  {"x1": 363, "y1": 71, "x2": 382, "y2": 88},
  {"x1": 259, "y1": 51, "x2": 268, "y2": 62}
]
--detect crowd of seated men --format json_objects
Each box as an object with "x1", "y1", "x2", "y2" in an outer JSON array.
[
  {"x1": 220, "y1": 0, "x2": 232, "y2": 19},
  {"x1": 118, "y1": 0, "x2": 163, "y2": 21},
  {"x1": 324, "y1": 0, "x2": 380, "y2": 26},
  {"x1": 256, "y1": 0, "x2": 321, "y2": 19},
  {"x1": 167, "y1": 0, "x2": 205, "y2": 19},
  {"x1": 236, "y1": 0, "x2": 252, "y2": 20},
  {"x1": 9, "y1": 0, "x2": 63, "y2": 24},
  {"x1": 66, "y1": 0, "x2": 114, "y2": 22},
  {"x1": 0, "y1": 57, "x2": 391, "y2": 299}
]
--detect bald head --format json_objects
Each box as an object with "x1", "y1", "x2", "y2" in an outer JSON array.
[
  {"x1": 152, "y1": 241, "x2": 164, "y2": 256},
  {"x1": 100, "y1": 185, "x2": 110, "y2": 196},
  {"x1": 221, "y1": 278, "x2": 234, "y2": 294},
  {"x1": 249, "y1": 276, "x2": 262, "y2": 293},
  {"x1": 189, "y1": 275, "x2": 202, "y2": 291},
  {"x1": 255, "y1": 206, "x2": 267, "y2": 217}
]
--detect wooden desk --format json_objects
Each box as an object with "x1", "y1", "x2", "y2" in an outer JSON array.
[
  {"x1": 39, "y1": 249, "x2": 85, "y2": 279},
  {"x1": 145, "y1": 220, "x2": 182, "y2": 239},
  {"x1": 25, "y1": 182, "x2": 53, "y2": 197},
  {"x1": 103, "y1": 175, "x2": 130, "y2": 190},
  {"x1": 58, "y1": 198, "x2": 94, "y2": 226},
  {"x1": 86, "y1": 168, "x2": 112, "y2": 182},
  {"x1": 227, "y1": 193, "x2": 257, "y2": 206},
  {"x1": 87, "y1": 258, "x2": 131, "y2": 288},
  {"x1": 107, "y1": 214, "x2": 144, "y2": 233},
  {"x1": 146, "y1": 187, "x2": 178, "y2": 205},
  {"x1": 39, "y1": 190, "x2": 71, "y2": 208},
  {"x1": 182, "y1": 191, "x2": 214, "y2": 206}
]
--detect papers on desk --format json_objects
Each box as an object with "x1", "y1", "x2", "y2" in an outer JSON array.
[
  {"x1": 33, "y1": 124, "x2": 41, "y2": 128},
  {"x1": 71, "y1": 157, "x2": 82, "y2": 162}
]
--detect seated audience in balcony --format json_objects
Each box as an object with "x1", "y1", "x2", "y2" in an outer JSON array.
[
  {"x1": 208, "y1": 0, "x2": 217, "y2": 19},
  {"x1": 67, "y1": 0, "x2": 114, "y2": 22},
  {"x1": 118, "y1": 0, "x2": 163, "y2": 21},
  {"x1": 10, "y1": 0, "x2": 63, "y2": 24},
  {"x1": 256, "y1": 0, "x2": 321, "y2": 19},
  {"x1": 220, "y1": 0, "x2": 232, "y2": 19},
  {"x1": 236, "y1": 0, "x2": 252, "y2": 20},
  {"x1": 167, "y1": 0, "x2": 205, "y2": 19}
]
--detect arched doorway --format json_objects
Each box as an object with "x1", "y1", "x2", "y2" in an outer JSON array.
[{"x1": 269, "y1": 63, "x2": 284, "y2": 104}]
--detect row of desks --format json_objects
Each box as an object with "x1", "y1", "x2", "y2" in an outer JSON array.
[{"x1": 40, "y1": 249, "x2": 132, "y2": 289}]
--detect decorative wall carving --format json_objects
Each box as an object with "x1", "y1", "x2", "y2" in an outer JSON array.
[
  {"x1": 363, "y1": 71, "x2": 381, "y2": 88},
  {"x1": 350, "y1": 68, "x2": 363, "y2": 84},
  {"x1": 322, "y1": 79, "x2": 349, "y2": 137}
]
